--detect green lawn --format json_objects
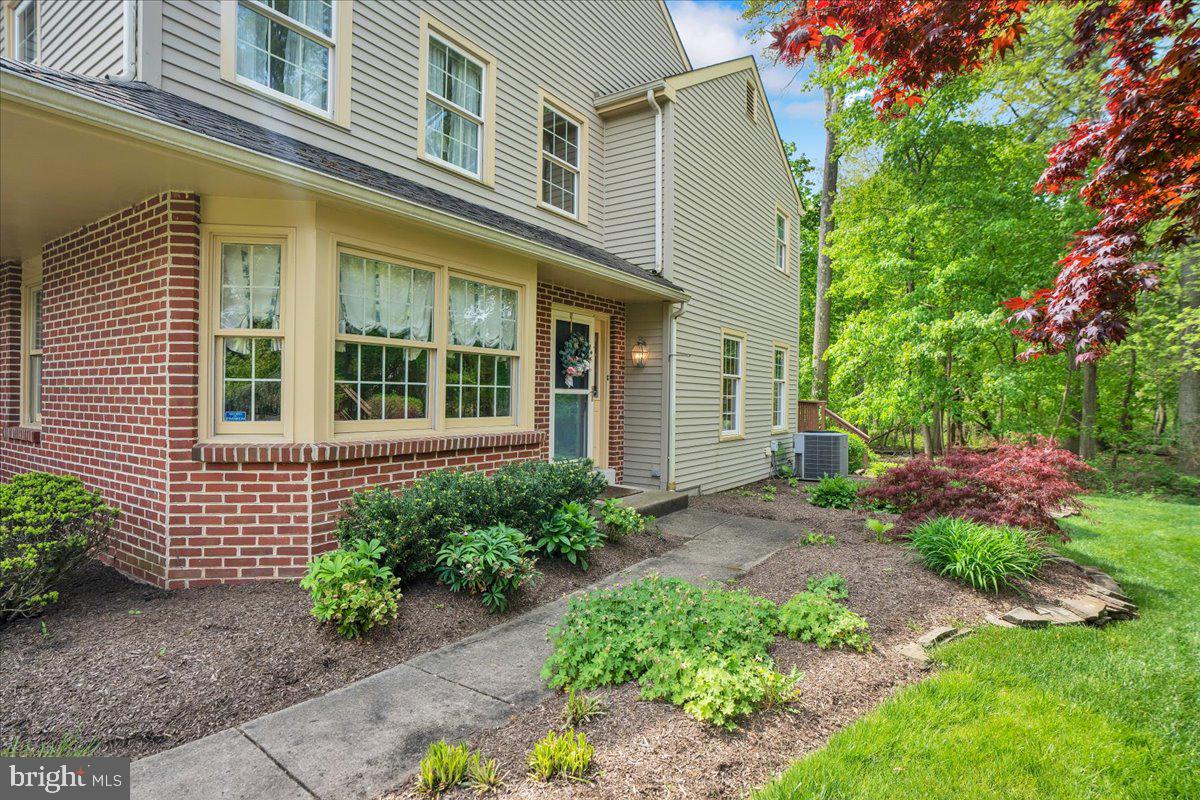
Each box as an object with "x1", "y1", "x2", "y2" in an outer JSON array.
[{"x1": 753, "y1": 495, "x2": 1200, "y2": 800}]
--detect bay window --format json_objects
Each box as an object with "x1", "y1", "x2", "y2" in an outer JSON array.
[
  {"x1": 334, "y1": 251, "x2": 436, "y2": 428},
  {"x1": 446, "y1": 277, "x2": 518, "y2": 421},
  {"x1": 214, "y1": 239, "x2": 285, "y2": 434},
  {"x1": 720, "y1": 331, "x2": 745, "y2": 438}
]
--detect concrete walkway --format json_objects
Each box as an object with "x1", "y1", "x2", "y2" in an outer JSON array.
[{"x1": 130, "y1": 509, "x2": 802, "y2": 800}]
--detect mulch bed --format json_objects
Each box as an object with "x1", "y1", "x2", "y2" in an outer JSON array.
[
  {"x1": 0, "y1": 531, "x2": 684, "y2": 760},
  {"x1": 394, "y1": 479, "x2": 1093, "y2": 799}
]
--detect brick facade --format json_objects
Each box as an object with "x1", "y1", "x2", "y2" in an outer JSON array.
[{"x1": 1, "y1": 198, "x2": 628, "y2": 589}]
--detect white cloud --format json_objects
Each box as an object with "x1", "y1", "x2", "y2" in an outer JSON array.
[{"x1": 781, "y1": 99, "x2": 826, "y2": 120}]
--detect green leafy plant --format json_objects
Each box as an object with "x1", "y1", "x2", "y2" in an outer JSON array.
[
  {"x1": 808, "y1": 475, "x2": 859, "y2": 509},
  {"x1": 434, "y1": 524, "x2": 538, "y2": 613},
  {"x1": 776, "y1": 592, "x2": 872, "y2": 652},
  {"x1": 493, "y1": 459, "x2": 608, "y2": 535},
  {"x1": 799, "y1": 530, "x2": 836, "y2": 546},
  {"x1": 415, "y1": 740, "x2": 473, "y2": 796},
  {"x1": 596, "y1": 498, "x2": 650, "y2": 542},
  {"x1": 1, "y1": 733, "x2": 98, "y2": 758},
  {"x1": 466, "y1": 755, "x2": 505, "y2": 795},
  {"x1": 865, "y1": 518, "x2": 896, "y2": 543},
  {"x1": 761, "y1": 484, "x2": 778, "y2": 502},
  {"x1": 865, "y1": 459, "x2": 903, "y2": 479},
  {"x1": 300, "y1": 539, "x2": 400, "y2": 639},
  {"x1": 528, "y1": 729, "x2": 594, "y2": 782},
  {"x1": 563, "y1": 688, "x2": 607, "y2": 726},
  {"x1": 833, "y1": 429, "x2": 872, "y2": 472},
  {"x1": 908, "y1": 516, "x2": 1044, "y2": 593},
  {"x1": 536, "y1": 502, "x2": 604, "y2": 570},
  {"x1": 543, "y1": 576, "x2": 795, "y2": 728},
  {"x1": 1, "y1": 472, "x2": 116, "y2": 623},
  {"x1": 805, "y1": 573, "x2": 849, "y2": 600}
]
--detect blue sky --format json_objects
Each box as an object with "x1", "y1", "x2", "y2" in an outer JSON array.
[{"x1": 665, "y1": 0, "x2": 825, "y2": 172}]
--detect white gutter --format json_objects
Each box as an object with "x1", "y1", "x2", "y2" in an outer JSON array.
[
  {"x1": 0, "y1": 72, "x2": 688, "y2": 302},
  {"x1": 108, "y1": 0, "x2": 138, "y2": 81},
  {"x1": 666, "y1": 300, "x2": 685, "y2": 490},
  {"x1": 645, "y1": 88, "x2": 663, "y2": 274}
]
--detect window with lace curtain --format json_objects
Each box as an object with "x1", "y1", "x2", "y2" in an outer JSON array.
[
  {"x1": 234, "y1": 0, "x2": 336, "y2": 113},
  {"x1": 446, "y1": 276, "x2": 518, "y2": 421},
  {"x1": 334, "y1": 251, "x2": 436, "y2": 428}
]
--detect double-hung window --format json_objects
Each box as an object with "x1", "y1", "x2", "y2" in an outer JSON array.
[
  {"x1": 776, "y1": 211, "x2": 790, "y2": 272},
  {"x1": 772, "y1": 346, "x2": 788, "y2": 431},
  {"x1": 424, "y1": 34, "x2": 485, "y2": 178},
  {"x1": 446, "y1": 276, "x2": 518, "y2": 422},
  {"x1": 335, "y1": 251, "x2": 436, "y2": 428},
  {"x1": 720, "y1": 332, "x2": 745, "y2": 438},
  {"x1": 234, "y1": 0, "x2": 335, "y2": 114},
  {"x1": 11, "y1": 0, "x2": 37, "y2": 63},
  {"x1": 22, "y1": 284, "x2": 43, "y2": 425},
  {"x1": 540, "y1": 103, "x2": 582, "y2": 217},
  {"x1": 214, "y1": 239, "x2": 285, "y2": 433}
]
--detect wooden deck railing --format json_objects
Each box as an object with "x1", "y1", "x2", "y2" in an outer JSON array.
[{"x1": 797, "y1": 399, "x2": 869, "y2": 442}]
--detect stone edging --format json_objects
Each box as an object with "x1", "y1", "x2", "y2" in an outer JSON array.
[{"x1": 894, "y1": 556, "x2": 1138, "y2": 666}]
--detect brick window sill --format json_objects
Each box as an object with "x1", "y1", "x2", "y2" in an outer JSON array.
[
  {"x1": 191, "y1": 430, "x2": 546, "y2": 464},
  {"x1": 2, "y1": 426, "x2": 41, "y2": 444}
]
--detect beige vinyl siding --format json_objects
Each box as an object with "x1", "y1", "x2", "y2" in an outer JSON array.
[
  {"x1": 623, "y1": 301, "x2": 667, "y2": 487},
  {"x1": 157, "y1": 0, "x2": 686, "y2": 250},
  {"x1": 12, "y1": 0, "x2": 125, "y2": 76},
  {"x1": 668, "y1": 69, "x2": 800, "y2": 494},
  {"x1": 602, "y1": 108, "x2": 657, "y2": 270}
]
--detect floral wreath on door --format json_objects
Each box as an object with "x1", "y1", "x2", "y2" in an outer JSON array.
[{"x1": 559, "y1": 332, "x2": 591, "y2": 388}]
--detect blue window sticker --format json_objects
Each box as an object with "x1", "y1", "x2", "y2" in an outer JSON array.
[{"x1": 225, "y1": 411, "x2": 248, "y2": 422}]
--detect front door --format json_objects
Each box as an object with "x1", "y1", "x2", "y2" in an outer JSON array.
[{"x1": 552, "y1": 309, "x2": 604, "y2": 464}]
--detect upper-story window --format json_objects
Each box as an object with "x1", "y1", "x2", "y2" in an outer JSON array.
[
  {"x1": 775, "y1": 211, "x2": 790, "y2": 272},
  {"x1": 425, "y1": 36, "x2": 485, "y2": 177},
  {"x1": 235, "y1": 0, "x2": 334, "y2": 111},
  {"x1": 11, "y1": 0, "x2": 38, "y2": 63},
  {"x1": 540, "y1": 104, "x2": 581, "y2": 218}
]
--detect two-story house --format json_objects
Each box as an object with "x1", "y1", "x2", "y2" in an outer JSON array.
[{"x1": 0, "y1": 0, "x2": 802, "y2": 588}]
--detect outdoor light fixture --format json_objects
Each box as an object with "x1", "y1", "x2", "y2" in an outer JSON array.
[{"x1": 632, "y1": 337, "x2": 648, "y2": 368}]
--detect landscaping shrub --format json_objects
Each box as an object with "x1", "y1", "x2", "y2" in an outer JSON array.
[
  {"x1": 865, "y1": 458, "x2": 903, "y2": 478},
  {"x1": 336, "y1": 470, "x2": 497, "y2": 582},
  {"x1": 493, "y1": 459, "x2": 608, "y2": 535},
  {"x1": 859, "y1": 440, "x2": 1091, "y2": 535},
  {"x1": 0, "y1": 472, "x2": 115, "y2": 623},
  {"x1": 433, "y1": 524, "x2": 538, "y2": 613},
  {"x1": 809, "y1": 475, "x2": 859, "y2": 509},
  {"x1": 535, "y1": 501, "x2": 604, "y2": 570},
  {"x1": 776, "y1": 591, "x2": 872, "y2": 652},
  {"x1": 842, "y1": 431, "x2": 870, "y2": 472},
  {"x1": 300, "y1": 539, "x2": 401, "y2": 639},
  {"x1": 542, "y1": 576, "x2": 795, "y2": 728},
  {"x1": 1085, "y1": 450, "x2": 1200, "y2": 501},
  {"x1": 908, "y1": 516, "x2": 1044, "y2": 593},
  {"x1": 527, "y1": 729, "x2": 594, "y2": 781},
  {"x1": 596, "y1": 498, "x2": 651, "y2": 541},
  {"x1": 806, "y1": 572, "x2": 849, "y2": 600}
]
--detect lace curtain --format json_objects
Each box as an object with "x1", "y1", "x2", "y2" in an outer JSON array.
[
  {"x1": 338, "y1": 254, "x2": 435, "y2": 342},
  {"x1": 220, "y1": 243, "x2": 281, "y2": 355},
  {"x1": 448, "y1": 277, "x2": 517, "y2": 350}
]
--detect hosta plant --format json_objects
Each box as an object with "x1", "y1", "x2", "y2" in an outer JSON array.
[
  {"x1": 809, "y1": 475, "x2": 858, "y2": 509},
  {"x1": 908, "y1": 516, "x2": 1044, "y2": 593},
  {"x1": 300, "y1": 539, "x2": 401, "y2": 639},
  {"x1": 434, "y1": 524, "x2": 538, "y2": 613},
  {"x1": 536, "y1": 502, "x2": 604, "y2": 570}
]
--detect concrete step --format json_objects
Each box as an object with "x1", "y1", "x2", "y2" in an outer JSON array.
[{"x1": 621, "y1": 488, "x2": 689, "y2": 518}]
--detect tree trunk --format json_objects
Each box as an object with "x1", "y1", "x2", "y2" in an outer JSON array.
[
  {"x1": 921, "y1": 422, "x2": 934, "y2": 457},
  {"x1": 1080, "y1": 361, "x2": 1098, "y2": 460},
  {"x1": 1179, "y1": 245, "x2": 1200, "y2": 474},
  {"x1": 1119, "y1": 350, "x2": 1137, "y2": 434},
  {"x1": 1064, "y1": 352, "x2": 1082, "y2": 454},
  {"x1": 810, "y1": 86, "x2": 842, "y2": 400}
]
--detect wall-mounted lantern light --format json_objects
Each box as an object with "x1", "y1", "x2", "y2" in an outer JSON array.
[{"x1": 632, "y1": 337, "x2": 649, "y2": 368}]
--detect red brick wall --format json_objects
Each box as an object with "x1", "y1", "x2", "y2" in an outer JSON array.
[
  {"x1": 535, "y1": 283, "x2": 626, "y2": 482},
  {"x1": 0, "y1": 192, "x2": 201, "y2": 585}
]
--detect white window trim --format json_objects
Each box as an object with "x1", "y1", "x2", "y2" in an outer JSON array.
[
  {"x1": 219, "y1": 0, "x2": 353, "y2": 127},
  {"x1": 417, "y1": 12, "x2": 496, "y2": 186},
  {"x1": 20, "y1": 282, "x2": 42, "y2": 427},
  {"x1": 772, "y1": 343, "x2": 789, "y2": 433},
  {"x1": 537, "y1": 91, "x2": 589, "y2": 224},
  {"x1": 719, "y1": 329, "x2": 746, "y2": 441},
  {"x1": 6, "y1": 0, "x2": 39, "y2": 64},
  {"x1": 775, "y1": 208, "x2": 791, "y2": 274}
]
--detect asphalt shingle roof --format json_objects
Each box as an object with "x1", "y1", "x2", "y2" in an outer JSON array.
[{"x1": 0, "y1": 58, "x2": 682, "y2": 295}]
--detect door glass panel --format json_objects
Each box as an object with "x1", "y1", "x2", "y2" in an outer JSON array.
[
  {"x1": 553, "y1": 394, "x2": 588, "y2": 461},
  {"x1": 554, "y1": 318, "x2": 591, "y2": 389}
]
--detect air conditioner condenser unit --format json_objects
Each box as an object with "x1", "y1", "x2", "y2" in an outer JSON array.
[{"x1": 793, "y1": 431, "x2": 849, "y2": 480}]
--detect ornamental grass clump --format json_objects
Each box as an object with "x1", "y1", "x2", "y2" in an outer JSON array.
[
  {"x1": 300, "y1": 539, "x2": 400, "y2": 639},
  {"x1": 542, "y1": 575, "x2": 798, "y2": 729},
  {"x1": 527, "y1": 729, "x2": 594, "y2": 782},
  {"x1": 433, "y1": 524, "x2": 538, "y2": 613},
  {"x1": 1, "y1": 472, "x2": 116, "y2": 623},
  {"x1": 908, "y1": 516, "x2": 1044, "y2": 593}
]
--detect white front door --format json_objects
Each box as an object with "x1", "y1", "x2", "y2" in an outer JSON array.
[{"x1": 551, "y1": 310, "x2": 601, "y2": 462}]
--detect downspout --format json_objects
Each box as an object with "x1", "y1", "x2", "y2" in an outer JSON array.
[
  {"x1": 646, "y1": 88, "x2": 663, "y2": 274},
  {"x1": 667, "y1": 300, "x2": 685, "y2": 490},
  {"x1": 108, "y1": 0, "x2": 138, "y2": 81}
]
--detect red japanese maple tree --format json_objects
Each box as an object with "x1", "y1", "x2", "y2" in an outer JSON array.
[{"x1": 771, "y1": 0, "x2": 1200, "y2": 360}]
